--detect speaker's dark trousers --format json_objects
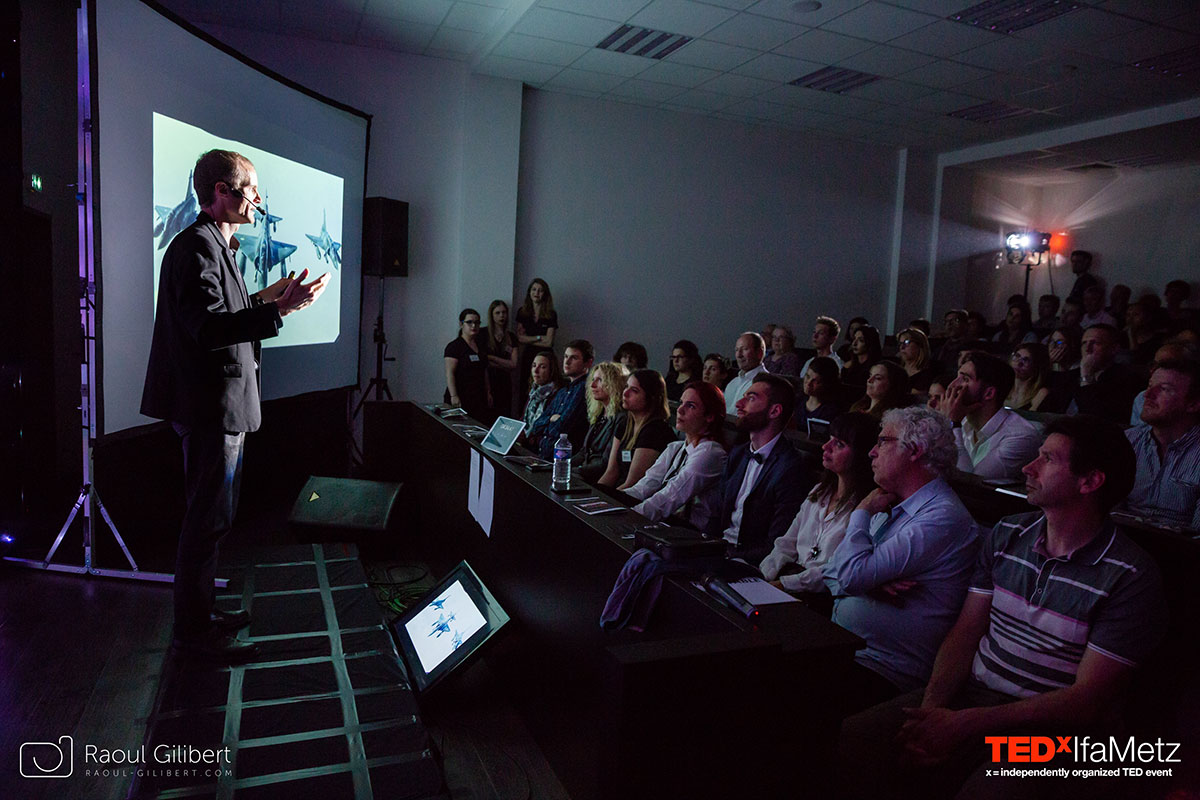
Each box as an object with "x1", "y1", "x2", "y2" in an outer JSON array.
[{"x1": 173, "y1": 423, "x2": 245, "y2": 637}]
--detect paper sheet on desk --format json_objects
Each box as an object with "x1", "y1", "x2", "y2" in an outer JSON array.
[
  {"x1": 729, "y1": 577, "x2": 799, "y2": 605},
  {"x1": 468, "y1": 450, "x2": 481, "y2": 523},
  {"x1": 479, "y1": 460, "x2": 494, "y2": 537}
]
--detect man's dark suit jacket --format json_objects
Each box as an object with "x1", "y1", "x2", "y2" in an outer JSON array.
[
  {"x1": 141, "y1": 213, "x2": 282, "y2": 432},
  {"x1": 705, "y1": 436, "x2": 813, "y2": 565},
  {"x1": 1059, "y1": 363, "x2": 1143, "y2": 426}
]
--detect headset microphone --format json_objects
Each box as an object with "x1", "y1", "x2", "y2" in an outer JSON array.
[{"x1": 228, "y1": 186, "x2": 265, "y2": 217}]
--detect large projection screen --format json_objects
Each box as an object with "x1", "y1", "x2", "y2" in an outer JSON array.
[{"x1": 94, "y1": 0, "x2": 369, "y2": 435}]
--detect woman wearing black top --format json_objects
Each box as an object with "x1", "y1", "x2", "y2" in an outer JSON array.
[
  {"x1": 598, "y1": 369, "x2": 676, "y2": 490},
  {"x1": 665, "y1": 339, "x2": 702, "y2": 403},
  {"x1": 444, "y1": 308, "x2": 490, "y2": 419},
  {"x1": 795, "y1": 356, "x2": 844, "y2": 432},
  {"x1": 841, "y1": 325, "x2": 882, "y2": 390},
  {"x1": 896, "y1": 327, "x2": 935, "y2": 395},
  {"x1": 516, "y1": 278, "x2": 558, "y2": 396},
  {"x1": 483, "y1": 299, "x2": 519, "y2": 418}
]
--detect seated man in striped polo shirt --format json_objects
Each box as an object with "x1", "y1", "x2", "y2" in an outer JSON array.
[{"x1": 838, "y1": 415, "x2": 1168, "y2": 800}]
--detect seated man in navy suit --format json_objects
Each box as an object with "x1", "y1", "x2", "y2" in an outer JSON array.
[{"x1": 706, "y1": 373, "x2": 812, "y2": 564}]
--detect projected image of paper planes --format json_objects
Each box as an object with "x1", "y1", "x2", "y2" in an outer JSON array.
[
  {"x1": 428, "y1": 612, "x2": 456, "y2": 638},
  {"x1": 233, "y1": 196, "x2": 297, "y2": 289},
  {"x1": 306, "y1": 209, "x2": 341, "y2": 268},
  {"x1": 153, "y1": 169, "x2": 200, "y2": 250}
]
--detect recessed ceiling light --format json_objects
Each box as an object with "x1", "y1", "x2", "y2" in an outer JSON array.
[{"x1": 792, "y1": 1, "x2": 823, "y2": 12}]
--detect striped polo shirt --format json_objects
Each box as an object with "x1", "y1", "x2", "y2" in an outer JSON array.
[
  {"x1": 1123, "y1": 423, "x2": 1200, "y2": 531},
  {"x1": 968, "y1": 512, "x2": 1167, "y2": 699}
]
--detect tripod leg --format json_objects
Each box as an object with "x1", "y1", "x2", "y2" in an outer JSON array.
[
  {"x1": 43, "y1": 487, "x2": 87, "y2": 565},
  {"x1": 91, "y1": 488, "x2": 140, "y2": 572}
]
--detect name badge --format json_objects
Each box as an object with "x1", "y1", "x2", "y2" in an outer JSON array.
[
  {"x1": 621, "y1": 450, "x2": 633, "y2": 463},
  {"x1": 468, "y1": 354, "x2": 480, "y2": 362}
]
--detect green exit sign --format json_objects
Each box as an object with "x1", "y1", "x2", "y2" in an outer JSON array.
[{"x1": 29, "y1": 174, "x2": 43, "y2": 192}]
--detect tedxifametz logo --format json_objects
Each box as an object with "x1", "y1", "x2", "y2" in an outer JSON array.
[
  {"x1": 984, "y1": 735, "x2": 1182, "y2": 780},
  {"x1": 20, "y1": 735, "x2": 74, "y2": 778}
]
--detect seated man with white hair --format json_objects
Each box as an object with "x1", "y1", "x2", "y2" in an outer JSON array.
[{"x1": 825, "y1": 405, "x2": 981, "y2": 706}]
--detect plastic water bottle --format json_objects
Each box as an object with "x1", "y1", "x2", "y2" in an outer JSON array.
[{"x1": 552, "y1": 433, "x2": 572, "y2": 490}]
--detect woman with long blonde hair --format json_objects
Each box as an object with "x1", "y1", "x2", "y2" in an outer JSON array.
[{"x1": 573, "y1": 362, "x2": 629, "y2": 482}]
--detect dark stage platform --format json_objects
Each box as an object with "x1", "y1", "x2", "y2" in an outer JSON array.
[{"x1": 131, "y1": 544, "x2": 446, "y2": 800}]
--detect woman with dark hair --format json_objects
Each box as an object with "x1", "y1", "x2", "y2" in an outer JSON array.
[
  {"x1": 760, "y1": 412, "x2": 880, "y2": 594},
  {"x1": 849, "y1": 361, "x2": 909, "y2": 419},
  {"x1": 702, "y1": 353, "x2": 731, "y2": 390},
  {"x1": 1047, "y1": 325, "x2": 1081, "y2": 381},
  {"x1": 896, "y1": 328, "x2": 935, "y2": 395},
  {"x1": 795, "y1": 356, "x2": 844, "y2": 432},
  {"x1": 443, "y1": 308, "x2": 490, "y2": 419},
  {"x1": 624, "y1": 381, "x2": 728, "y2": 530},
  {"x1": 665, "y1": 339, "x2": 703, "y2": 402},
  {"x1": 483, "y1": 299, "x2": 519, "y2": 418},
  {"x1": 841, "y1": 325, "x2": 882, "y2": 389},
  {"x1": 515, "y1": 278, "x2": 558, "y2": 395},
  {"x1": 613, "y1": 341, "x2": 648, "y2": 371},
  {"x1": 522, "y1": 350, "x2": 562, "y2": 435},
  {"x1": 598, "y1": 369, "x2": 675, "y2": 491},
  {"x1": 574, "y1": 362, "x2": 629, "y2": 483},
  {"x1": 1006, "y1": 343, "x2": 1053, "y2": 411},
  {"x1": 992, "y1": 302, "x2": 1037, "y2": 348},
  {"x1": 837, "y1": 317, "x2": 869, "y2": 363},
  {"x1": 765, "y1": 326, "x2": 803, "y2": 377}
]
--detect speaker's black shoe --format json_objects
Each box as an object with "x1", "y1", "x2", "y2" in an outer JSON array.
[
  {"x1": 210, "y1": 607, "x2": 251, "y2": 631},
  {"x1": 173, "y1": 630, "x2": 259, "y2": 663}
]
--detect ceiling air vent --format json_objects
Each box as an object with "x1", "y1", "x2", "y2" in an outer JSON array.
[
  {"x1": 596, "y1": 25, "x2": 692, "y2": 59},
  {"x1": 1133, "y1": 45, "x2": 1200, "y2": 79},
  {"x1": 949, "y1": 0, "x2": 1080, "y2": 34},
  {"x1": 789, "y1": 66, "x2": 881, "y2": 94},
  {"x1": 948, "y1": 101, "x2": 1035, "y2": 122}
]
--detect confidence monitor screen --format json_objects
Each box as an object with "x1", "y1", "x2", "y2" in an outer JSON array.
[{"x1": 94, "y1": 0, "x2": 369, "y2": 434}]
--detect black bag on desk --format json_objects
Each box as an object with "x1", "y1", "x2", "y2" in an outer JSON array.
[{"x1": 634, "y1": 525, "x2": 727, "y2": 561}]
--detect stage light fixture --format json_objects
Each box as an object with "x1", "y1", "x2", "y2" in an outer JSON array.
[{"x1": 1004, "y1": 230, "x2": 1051, "y2": 264}]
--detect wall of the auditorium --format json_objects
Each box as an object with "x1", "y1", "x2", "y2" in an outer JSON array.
[
  {"x1": 513, "y1": 90, "x2": 899, "y2": 368},
  {"x1": 936, "y1": 164, "x2": 1200, "y2": 325}
]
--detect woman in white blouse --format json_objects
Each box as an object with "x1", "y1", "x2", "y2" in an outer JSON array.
[
  {"x1": 623, "y1": 382, "x2": 728, "y2": 530},
  {"x1": 759, "y1": 412, "x2": 880, "y2": 594}
]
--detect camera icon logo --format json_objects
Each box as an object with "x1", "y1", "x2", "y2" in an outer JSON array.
[{"x1": 20, "y1": 735, "x2": 74, "y2": 778}]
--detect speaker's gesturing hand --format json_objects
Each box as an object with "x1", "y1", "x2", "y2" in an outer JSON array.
[{"x1": 277, "y1": 269, "x2": 331, "y2": 317}]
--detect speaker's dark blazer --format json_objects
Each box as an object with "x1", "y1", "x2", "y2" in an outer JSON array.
[
  {"x1": 705, "y1": 436, "x2": 813, "y2": 565},
  {"x1": 141, "y1": 212, "x2": 282, "y2": 432}
]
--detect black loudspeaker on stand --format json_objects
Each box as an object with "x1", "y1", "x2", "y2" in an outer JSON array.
[{"x1": 363, "y1": 197, "x2": 408, "y2": 277}]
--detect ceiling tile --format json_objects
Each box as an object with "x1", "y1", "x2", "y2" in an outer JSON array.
[
  {"x1": 537, "y1": 0, "x2": 653, "y2": 22},
  {"x1": 430, "y1": 26, "x2": 485, "y2": 52},
  {"x1": 570, "y1": 47, "x2": 654, "y2": 76},
  {"x1": 606, "y1": 78, "x2": 687, "y2": 101},
  {"x1": 667, "y1": 39, "x2": 759, "y2": 70},
  {"x1": 835, "y1": 44, "x2": 935, "y2": 76},
  {"x1": 636, "y1": 59, "x2": 723, "y2": 86},
  {"x1": 442, "y1": 3, "x2": 508, "y2": 33},
  {"x1": 955, "y1": 37, "x2": 1055, "y2": 71},
  {"x1": 356, "y1": 15, "x2": 437, "y2": 50},
  {"x1": 733, "y1": 52, "x2": 824, "y2": 81},
  {"x1": 910, "y1": 89, "x2": 981, "y2": 113},
  {"x1": 476, "y1": 53, "x2": 564, "y2": 83},
  {"x1": 513, "y1": 7, "x2": 621, "y2": 46},
  {"x1": 860, "y1": 103, "x2": 939, "y2": 124},
  {"x1": 628, "y1": 0, "x2": 738, "y2": 38},
  {"x1": 546, "y1": 67, "x2": 628, "y2": 91},
  {"x1": 1099, "y1": 24, "x2": 1199, "y2": 65},
  {"x1": 699, "y1": 72, "x2": 780, "y2": 96},
  {"x1": 1010, "y1": 7, "x2": 1145, "y2": 48},
  {"x1": 881, "y1": 0, "x2": 966, "y2": 15},
  {"x1": 821, "y1": 2, "x2": 939, "y2": 43},
  {"x1": 364, "y1": 0, "x2": 452, "y2": 25},
  {"x1": 774, "y1": 28, "x2": 874, "y2": 63},
  {"x1": 491, "y1": 33, "x2": 591, "y2": 64},
  {"x1": 702, "y1": 12, "x2": 807, "y2": 50},
  {"x1": 670, "y1": 88, "x2": 740, "y2": 110},
  {"x1": 886, "y1": 19, "x2": 1000, "y2": 57},
  {"x1": 775, "y1": 107, "x2": 847, "y2": 128},
  {"x1": 850, "y1": 78, "x2": 934, "y2": 103},
  {"x1": 898, "y1": 59, "x2": 992, "y2": 89},
  {"x1": 952, "y1": 72, "x2": 1047, "y2": 103},
  {"x1": 807, "y1": 91, "x2": 886, "y2": 117},
  {"x1": 748, "y1": 0, "x2": 868, "y2": 28},
  {"x1": 1096, "y1": 0, "x2": 1198, "y2": 24},
  {"x1": 702, "y1": 0, "x2": 759, "y2": 9},
  {"x1": 721, "y1": 96, "x2": 790, "y2": 118}
]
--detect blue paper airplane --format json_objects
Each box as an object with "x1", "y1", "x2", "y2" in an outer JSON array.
[
  {"x1": 153, "y1": 170, "x2": 200, "y2": 250},
  {"x1": 233, "y1": 196, "x2": 296, "y2": 290},
  {"x1": 305, "y1": 209, "x2": 341, "y2": 269}
]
